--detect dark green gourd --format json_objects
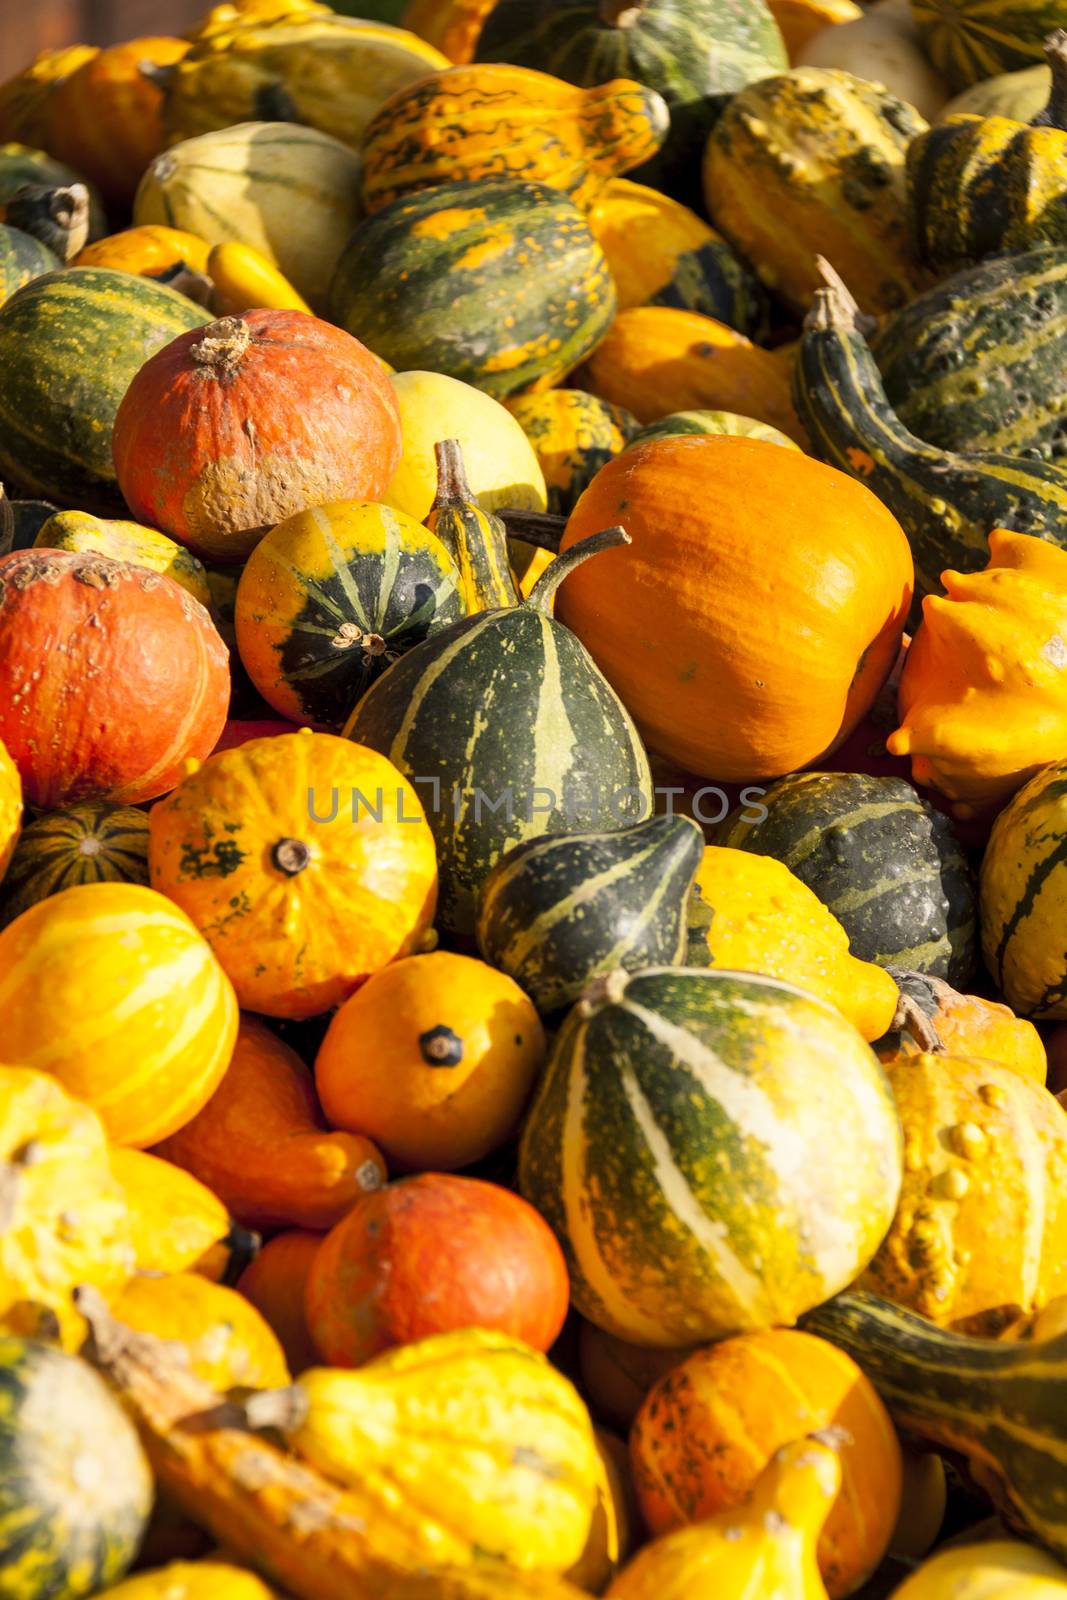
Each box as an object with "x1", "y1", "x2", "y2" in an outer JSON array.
[
  {"x1": 476, "y1": 813, "x2": 705, "y2": 1013},
  {"x1": 0, "y1": 223, "x2": 58, "y2": 307},
  {"x1": 794, "y1": 259, "x2": 1067, "y2": 600},
  {"x1": 716, "y1": 772, "x2": 977, "y2": 985},
  {"x1": 344, "y1": 525, "x2": 653, "y2": 937}
]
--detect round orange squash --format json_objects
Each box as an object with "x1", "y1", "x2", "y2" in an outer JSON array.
[
  {"x1": 155, "y1": 1014, "x2": 387, "y2": 1231},
  {"x1": 113, "y1": 1271, "x2": 290, "y2": 1390},
  {"x1": 47, "y1": 37, "x2": 192, "y2": 207},
  {"x1": 148, "y1": 730, "x2": 438, "y2": 1018},
  {"x1": 236, "y1": 1229, "x2": 322, "y2": 1376},
  {"x1": 314, "y1": 950, "x2": 545, "y2": 1171},
  {"x1": 629, "y1": 1329, "x2": 903, "y2": 1598},
  {"x1": 0, "y1": 882, "x2": 237, "y2": 1147},
  {"x1": 558, "y1": 435, "x2": 914, "y2": 781}
]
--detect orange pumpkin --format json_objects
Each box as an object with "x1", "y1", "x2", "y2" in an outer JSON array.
[
  {"x1": 401, "y1": 0, "x2": 495, "y2": 61},
  {"x1": 314, "y1": 951, "x2": 545, "y2": 1172},
  {"x1": 878, "y1": 972, "x2": 1046, "y2": 1084},
  {"x1": 0, "y1": 882, "x2": 237, "y2": 1147},
  {"x1": 113, "y1": 1271, "x2": 290, "y2": 1390},
  {"x1": 630, "y1": 1329, "x2": 903, "y2": 1599},
  {"x1": 74, "y1": 224, "x2": 212, "y2": 278},
  {"x1": 304, "y1": 1172, "x2": 570, "y2": 1366},
  {"x1": 147, "y1": 731, "x2": 438, "y2": 1018},
  {"x1": 557, "y1": 435, "x2": 914, "y2": 781},
  {"x1": 47, "y1": 37, "x2": 192, "y2": 207},
  {"x1": 236, "y1": 1230, "x2": 322, "y2": 1375},
  {"x1": 576, "y1": 305, "x2": 806, "y2": 441},
  {"x1": 155, "y1": 1014, "x2": 387, "y2": 1231},
  {"x1": 578, "y1": 1320, "x2": 693, "y2": 1433}
]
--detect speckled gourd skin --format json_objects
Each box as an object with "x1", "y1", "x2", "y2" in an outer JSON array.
[
  {"x1": 703, "y1": 67, "x2": 929, "y2": 315},
  {"x1": 0, "y1": 223, "x2": 58, "y2": 306},
  {"x1": 506, "y1": 390, "x2": 638, "y2": 516}
]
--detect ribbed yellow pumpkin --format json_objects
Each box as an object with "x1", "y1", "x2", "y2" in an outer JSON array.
[{"x1": 0, "y1": 883, "x2": 238, "y2": 1147}]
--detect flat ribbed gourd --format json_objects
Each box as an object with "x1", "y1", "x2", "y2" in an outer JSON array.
[
  {"x1": 716, "y1": 772, "x2": 977, "y2": 984},
  {"x1": 794, "y1": 259, "x2": 1067, "y2": 600},
  {"x1": 907, "y1": 29, "x2": 1067, "y2": 270},
  {"x1": 519, "y1": 966, "x2": 903, "y2": 1347},
  {"x1": 871, "y1": 246, "x2": 1067, "y2": 462},
  {"x1": 911, "y1": 0, "x2": 1065, "y2": 88},
  {"x1": 344, "y1": 526, "x2": 653, "y2": 938}
]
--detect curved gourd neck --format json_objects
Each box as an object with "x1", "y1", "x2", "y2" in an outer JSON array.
[
  {"x1": 524, "y1": 524, "x2": 631, "y2": 614},
  {"x1": 428, "y1": 438, "x2": 521, "y2": 612},
  {"x1": 1033, "y1": 29, "x2": 1067, "y2": 129}
]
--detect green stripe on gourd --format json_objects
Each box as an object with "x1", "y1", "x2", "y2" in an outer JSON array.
[
  {"x1": 518, "y1": 965, "x2": 903, "y2": 1347},
  {"x1": 795, "y1": 259, "x2": 1067, "y2": 601},
  {"x1": 872, "y1": 245, "x2": 1067, "y2": 462},
  {"x1": 474, "y1": 0, "x2": 787, "y2": 204},
  {"x1": 627, "y1": 408, "x2": 800, "y2": 450},
  {"x1": 0, "y1": 803, "x2": 150, "y2": 930},
  {"x1": 911, "y1": 0, "x2": 1065, "y2": 89},
  {"x1": 0, "y1": 224, "x2": 58, "y2": 307},
  {"x1": 328, "y1": 177, "x2": 616, "y2": 400},
  {"x1": 980, "y1": 759, "x2": 1067, "y2": 1017},
  {"x1": 717, "y1": 772, "x2": 977, "y2": 984},
  {"x1": 476, "y1": 813, "x2": 704, "y2": 1013},
  {"x1": 802, "y1": 1290, "x2": 1067, "y2": 1559},
  {"x1": 344, "y1": 525, "x2": 652, "y2": 937},
  {"x1": 0, "y1": 267, "x2": 208, "y2": 512}
]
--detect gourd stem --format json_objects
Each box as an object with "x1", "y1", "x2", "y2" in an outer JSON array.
[
  {"x1": 1035, "y1": 29, "x2": 1067, "y2": 128},
  {"x1": 192, "y1": 316, "x2": 252, "y2": 376},
  {"x1": 887, "y1": 984, "x2": 944, "y2": 1053},
  {"x1": 598, "y1": 0, "x2": 646, "y2": 23},
  {"x1": 806, "y1": 258, "x2": 879, "y2": 338},
  {"x1": 241, "y1": 1385, "x2": 310, "y2": 1435},
  {"x1": 221, "y1": 1224, "x2": 262, "y2": 1287},
  {"x1": 499, "y1": 508, "x2": 567, "y2": 553},
  {"x1": 272, "y1": 838, "x2": 311, "y2": 876},
  {"x1": 5, "y1": 183, "x2": 89, "y2": 263},
  {"x1": 138, "y1": 60, "x2": 177, "y2": 89},
  {"x1": 0, "y1": 485, "x2": 12, "y2": 559},
  {"x1": 432, "y1": 439, "x2": 474, "y2": 507},
  {"x1": 524, "y1": 524, "x2": 631, "y2": 614}
]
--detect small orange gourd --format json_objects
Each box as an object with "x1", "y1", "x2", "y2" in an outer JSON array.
[
  {"x1": 876, "y1": 971, "x2": 1046, "y2": 1084},
  {"x1": 237, "y1": 1231, "x2": 322, "y2": 1375}
]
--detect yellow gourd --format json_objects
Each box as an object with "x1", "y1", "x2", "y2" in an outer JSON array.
[
  {"x1": 113, "y1": 1272, "x2": 290, "y2": 1391},
  {"x1": 0, "y1": 733, "x2": 21, "y2": 883},
  {"x1": 35, "y1": 510, "x2": 212, "y2": 608},
  {"x1": 95, "y1": 1562, "x2": 277, "y2": 1600},
  {"x1": 606, "y1": 1435, "x2": 839, "y2": 1600},
  {"x1": 688, "y1": 846, "x2": 901, "y2": 1041},
  {"x1": 109, "y1": 1147, "x2": 255, "y2": 1284},
  {"x1": 566, "y1": 1430, "x2": 635, "y2": 1593},
  {"x1": 890, "y1": 529, "x2": 1067, "y2": 817},
  {"x1": 888, "y1": 1540, "x2": 1067, "y2": 1597},
  {"x1": 207, "y1": 240, "x2": 311, "y2": 314},
  {"x1": 187, "y1": 0, "x2": 331, "y2": 42},
  {"x1": 241, "y1": 1328, "x2": 600, "y2": 1574}
]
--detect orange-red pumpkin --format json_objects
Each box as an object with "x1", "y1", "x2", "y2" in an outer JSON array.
[
  {"x1": 629, "y1": 1329, "x2": 903, "y2": 1598},
  {"x1": 304, "y1": 1172, "x2": 570, "y2": 1366},
  {"x1": 0, "y1": 549, "x2": 229, "y2": 808},
  {"x1": 112, "y1": 310, "x2": 403, "y2": 564},
  {"x1": 48, "y1": 37, "x2": 192, "y2": 207},
  {"x1": 558, "y1": 436, "x2": 914, "y2": 780},
  {"x1": 155, "y1": 1014, "x2": 387, "y2": 1231}
]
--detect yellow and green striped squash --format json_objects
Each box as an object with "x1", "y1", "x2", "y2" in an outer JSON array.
[
  {"x1": 518, "y1": 965, "x2": 903, "y2": 1347},
  {"x1": 234, "y1": 499, "x2": 466, "y2": 728},
  {"x1": 911, "y1": 0, "x2": 1066, "y2": 89},
  {"x1": 0, "y1": 223, "x2": 57, "y2": 307},
  {"x1": 506, "y1": 390, "x2": 639, "y2": 517},
  {"x1": 0, "y1": 802, "x2": 149, "y2": 929},
  {"x1": 35, "y1": 510, "x2": 211, "y2": 606},
  {"x1": 803, "y1": 1288, "x2": 1067, "y2": 1561},
  {"x1": 907, "y1": 30, "x2": 1067, "y2": 269},
  {"x1": 981, "y1": 758, "x2": 1067, "y2": 1018},
  {"x1": 627, "y1": 408, "x2": 800, "y2": 450},
  {"x1": 0, "y1": 1336, "x2": 153, "y2": 1598},
  {"x1": 703, "y1": 67, "x2": 929, "y2": 316}
]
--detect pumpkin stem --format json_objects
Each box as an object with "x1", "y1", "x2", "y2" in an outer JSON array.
[
  {"x1": 524, "y1": 524, "x2": 631, "y2": 614},
  {"x1": 1035, "y1": 29, "x2": 1067, "y2": 127},
  {"x1": 0, "y1": 485, "x2": 12, "y2": 559},
  {"x1": 271, "y1": 838, "x2": 311, "y2": 876},
  {"x1": 887, "y1": 981, "x2": 944, "y2": 1054},
  {"x1": 598, "y1": 0, "x2": 646, "y2": 23},
  {"x1": 499, "y1": 508, "x2": 567, "y2": 554},
  {"x1": 241, "y1": 1384, "x2": 311, "y2": 1435},
  {"x1": 806, "y1": 258, "x2": 879, "y2": 339},
  {"x1": 4, "y1": 182, "x2": 89, "y2": 263},
  {"x1": 192, "y1": 315, "x2": 253, "y2": 378},
  {"x1": 221, "y1": 1224, "x2": 261, "y2": 1287},
  {"x1": 432, "y1": 438, "x2": 474, "y2": 507},
  {"x1": 577, "y1": 967, "x2": 631, "y2": 1018}
]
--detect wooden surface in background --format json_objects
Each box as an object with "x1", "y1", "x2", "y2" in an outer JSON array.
[{"x1": 1, "y1": 0, "x2": 206, "y2": 73}]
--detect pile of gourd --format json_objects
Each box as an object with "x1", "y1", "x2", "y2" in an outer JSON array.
[{"x1": 2, "y1": 0, "x2": 1067, "y2": 1595}]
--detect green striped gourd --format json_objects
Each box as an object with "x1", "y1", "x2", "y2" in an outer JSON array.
[
  {"x1": 871, "y1": 246, "x2": 1067, "y2": 462},
  {"x1": 474, "y1": 0, "x2": 787, "y2": 204},
  {"x1": 717, "y1": 772, "x2": 977, "y2": 984},
  {"x1": 0, "y1": 223, "x2": 57, "y2": 306},
  {"x1": 627, "y1": 409, "x2": 800, "y2": 451},
  {"x1": 794, "y1": 261, "x2": 1067, "y2": 600},
  {"x1": 426, "y1": 440, "x2": 519, "y2": 612},
  {"x1": 344, "y1": 527, "x2": 653, "y2": 938},
  {"x1": 980, "y1": 758, "x2": 1067, "y2": 1018},
  {"x1": 0, "y1": 267, "x2": 208, "y2": 513},
  {"x1": 911, "y1": 0, "x2": 1065, "y2": 88},
  {"x1": 0, "y1": 803, "x2": 150, "y2": 929},
  {"x1": 476, "y1": 814, "x2": 705, "y2": 1013},
  {"x1": 801, "y1": 1289, "x2": 1067, "y2": 1559},
  {"x1": 505, "y1": 389, "x2": 638, "y2": 518},
  {"x1": 0, "y1": 1335, "x2": 153, "y2": 1599},
  {"x1": 907, "y1": 30, "x2": 1067, "y2": 270},
  {"x1": 327, "y1": 178, "x2": 617, "y2": 400},
  {"x1": 519, "y1": 966, "x2": 903, "y2": 1347}
]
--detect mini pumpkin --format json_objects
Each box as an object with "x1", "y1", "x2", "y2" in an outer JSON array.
[
  {"x1": 0, "y1": 801, "x2": 149, "y2": 927},
  {"x1": 875, "y1": 971, "x2": 1046, "y2": 1083}
]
